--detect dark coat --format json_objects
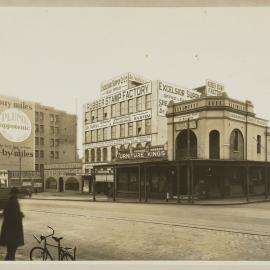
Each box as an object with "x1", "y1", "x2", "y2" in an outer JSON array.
[{"x1": 0, "y1": 195, "x2": 24, "y2": 247}]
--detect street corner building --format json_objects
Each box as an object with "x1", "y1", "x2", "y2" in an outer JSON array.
[
  {"x1": 83, "y1": 74, "x2": 270, "y2": 202},
  {"x1": 0, "y1": 94, "x2": 78, "y2": 192}
]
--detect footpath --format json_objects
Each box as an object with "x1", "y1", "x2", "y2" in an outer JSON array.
[{"x1": 28, "y1": 192, "x2": 270, "y2": 206}]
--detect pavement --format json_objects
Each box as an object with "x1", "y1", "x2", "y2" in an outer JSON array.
[{"x1": 29, "y1": 192, "x2": 270, "y2": 206}]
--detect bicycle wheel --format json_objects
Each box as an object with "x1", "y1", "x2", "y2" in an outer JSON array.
[
  {"x1": 61, "y1": 252, "x2": 74, "y2": 261},
  {"x1": 30, "y1": 247, "x2": 52, "y2": 261}
]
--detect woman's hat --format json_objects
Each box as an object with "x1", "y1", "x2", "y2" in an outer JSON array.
[{"x1": 10, "y1": 187, "x2": 19, "y2": 195}]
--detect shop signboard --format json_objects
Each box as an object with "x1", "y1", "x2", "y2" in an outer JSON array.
[
  {"x1": 206, "y1": 80, "x2": 224, "y2": 96},
  {"x1": 85, "y1": 110, "x2": 151, "y2": 131},
  {"x1": 175, "y1": 121, "x2": 197, "y2": 130},
  {"x1": 0, "y1": 96, "x2": 35, "y2": 171},
  {"x1": 157, "y1": 81, "x2": 201, "y2": 116},
  {"x1": 174, "y1": 113, "x2": 200, "y2": 123},
  {"x1": 116, "y1": 147, "x2": 167, "y2": 161},
  {"x1": 228, "y1": 112, "x2": 268, "y2": 127},
  {"x1": 86, "y1": 82, "x2": 152, "y2": 112}
]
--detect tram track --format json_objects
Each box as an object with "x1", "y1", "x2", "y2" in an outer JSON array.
[{"x1": 24, "y1": 208, "x2": 270, "y2": 240}]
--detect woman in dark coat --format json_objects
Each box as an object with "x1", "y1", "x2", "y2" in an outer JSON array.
[{"x1": 0, "y1": 187, "x2": 24, "y2": 260}]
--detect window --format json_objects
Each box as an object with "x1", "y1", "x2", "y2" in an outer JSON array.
[
  {"x1": 50, "y1": 114, "x2": 54, "y2": 122},
  {"x1": 98, "y1": 108, "x2": 103, "y2": 121},
  {"x1": 120, "y1": 124, "x2": 125, "y2": 138},
  {"x1": 120, "y1": 101, "x2": 127, "y2": 115},
  {"x1": 55, "y1": 151, "x2": 59, "y2": 159},
  {"x1": 103, "y1": 128, "x2": 108, "y2": 140},
  {"x1": 103, "y1": 148, "x2": 108, "y2": 162},
  {"x1": 111, "y1": 126, "x2": 116, "y2": 139},
  {"x1": 35, "y1": 112, "x2": 39, "y2": 122},
  {"x1": 35, "y1": 137, "x2": 39, "y2": 145},
  {"x1": 85, "y1": 112, "x2": 91, "y2": 123},
  {"x1": 55, "y1": 127, "x2": 59, "y2": 135},
  {"x1": 145, "y1": 94, "x2": 151, "y2": 109},
  {"x1": 40, "y1": 164, "x2": 44, "y2": 171},
  {"x1": 111, "y1": 146, "x2": 116, "y2": 160},
  {"x1": 136, "y1": 121, "x2": 142, "y2": 135},
  {"x1": 40, "y1": 137, "x2": 44, "y2": 145},
  {"x1": 35, "y1": 150, "x2": 39, "y2": 158},
  {"x1": 97, "y1": 129, "x2": 103, "y2": 141},
  {"x1": 257, "y1": 135, "x2": 261, "y2": 154},
  {"x1": 55, "y1": 115, "x2": 59, "y2": 123},
  {"x1": 136, "y1": 96, "x2": 142, "y2": 112},
  {"x1": 40, "y1": 150, "x2": 44, "y2": 158},
  {"x1": 97, "y1": 148, "x2": 101, "y2": 162},
  {"x1": 85, "y1": 131, "x2": 91, "y2": 143},
  {"x1": 39, "y1": 112, "x2": 44, "y2": 121},
  {"x1": 50, "y1": 126, "x2": 54, "y2": 135},
  {"x1": 35, "y1": 164, "x2": 39, "y2": 171},
  {"x1": 91, "y1": 110, "x2": 97, "y2": 122},
  {"x1": 40, "y1": 125, "x2": 44, "y2": 133},
  {"x1": 35, "y1": 124, "x2": 39, "y2": 133},
  {"x1": 115, "y1": 103, "x2": 120, "y2": 117},
  {"x1": 128, "y1": 123, "x2": 133, "y2": 136},
  {"x1": 91, "y1": 130, "x2": 97, "y2": 142},
  {"x1": 50, "y1": 151, "x2": 54, "y2": 159},
  {"x1": 91, "y1": 149, "x2": 95, "y2": 162},
  {"x1": 50, "y1": 139, "x2": 54, "y2": 147},
  {"x1": 128, "y1": 99, "x2": 134, "y2": 114},
  {"x1": 111, "y1": 104, "x2": 116, "y2": 118},
  {"x1": 145, "y1": 119, "x2": 151, "y2": 134},
  {"x1": 85, "y1": 150, "x2": 89, "y2": 162},
  {"x1": 55, "y1": 139, "x2": 60, "y2": 147}
]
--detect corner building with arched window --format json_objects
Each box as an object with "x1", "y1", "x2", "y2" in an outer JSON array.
[{"x1": 166, "y1": 94, "x2": 270, "y2": 200}]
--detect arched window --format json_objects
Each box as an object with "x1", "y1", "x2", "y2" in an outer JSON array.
[
  {"x1": 65, "y1": 177, "x2": 79, "y2": 191},
  {"x1": 257, "y1": 135, "x2": 261, "y2": 154},
  {"x1": 91, "y1": 149, "x2": 95, "y2": 163},
  {"x1": 136, "y1": 143, "x2": 143, "y2": 149},
  {"x1": 120, "y1": 145, "x2": 125, "y2": 151},
  {"x1": 209, "y1": 130, "x2": 220, "y2": 159},
  {"x1": 97, "y1": 148, "x2": 101, "y2": 162},
  {"x1": 229, "y1": 129, "x2": 244, "y2": 160},
  {"x1": 175, "y1": 130, "x2": 197, "y2": 160},
  {"x1": 103, "y1": 148, "x2": 108, "y2": 162}
]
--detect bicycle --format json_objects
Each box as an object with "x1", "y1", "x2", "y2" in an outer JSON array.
[{"x1": 30, "y1": 226, "x2": 76, "y2": 261}]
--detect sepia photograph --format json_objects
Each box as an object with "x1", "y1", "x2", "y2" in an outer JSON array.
[{"x1": 0, "y1": 1, "x2": 270, "y2": 269}]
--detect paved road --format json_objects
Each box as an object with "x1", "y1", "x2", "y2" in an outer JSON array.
[{"x1": 1, "y1": 199, "x2": 270, "y2": 261}]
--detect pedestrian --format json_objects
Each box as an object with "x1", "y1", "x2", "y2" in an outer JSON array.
[
  {"x1": 0, "y1": 187, "x2": 24, "y2": 261},
  {"x1": 166, "y1": 191, "x2": 170, "y2": 202}
]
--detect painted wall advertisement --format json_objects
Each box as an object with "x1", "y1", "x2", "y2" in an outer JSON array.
[
  {"x1": 206, "y1": 80, "x2": 224, "y2": 96},
  {"x1": 100, "y1": 73, "x2": 149, "y2": 96},
  {"x1": 86, "y1": 82, "x2": 152, "y2": 112},
  {"x1": 85, "y1": 110, "x2": 151, "y2": 131},
  {"x1": 157, "y1": 81, "x2": 201, "y2": 116},
  {"x1": 0, "y1": 96, "x2": 35, "y2": 171}
]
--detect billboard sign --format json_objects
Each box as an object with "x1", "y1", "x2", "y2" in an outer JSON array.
[
  {"x1": 0, "y1": 96, "x2": 35, "y2": 171},
  {"x1": 157, "y1": 81, "x2": 201, "y2": 116},
  {"x1": 86, "y1": 82, "x2": 152, "y2": 112},
  {"x1": 206, "y1": 80, "x2": 224, "y2": 96},
  {"x1": 100, "y1": 73, "x2": 129, "y2": 96},
  {"x1": 85, "y1": 110, "x2": 151, "y2": 131}
]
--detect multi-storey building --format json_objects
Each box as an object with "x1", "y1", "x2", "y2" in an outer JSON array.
[
  {"x1": 0, "y1": 95, "x2": 78, "y2": 191},
  {"x1": 83, "y1": 73, "x2": 203, "y2": 194}
]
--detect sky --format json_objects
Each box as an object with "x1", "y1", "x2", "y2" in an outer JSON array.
[{"x1": 0, "y1": 7, "x2": 270, "y2": 156}]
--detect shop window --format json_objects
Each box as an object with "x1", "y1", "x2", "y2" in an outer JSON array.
[
  {"x1": 128, "y1": 123, "x2": 133, "y2": 136},
  {"x1": 46, "y1": 178, "x2": 57, "y2": 189},
  {"x1": 91, "y1": 149, "x2": 95, "y2": 163},
  {"x1": 97, "y1": 148, "x2": 101, "y2": 162},
  {"x1": 136, "y1": 121, "x2": 142, "y2": 135},
  {"x1": 103, "y1": 148, "x2": 108, "y2": 162},
  {"x1": 257, "y1": 135, "x2": 261, "y2": 154},
  {"x1": 120, "y1": 124, "x2": 125, "y2": 138},
  {"x1": 145, "y1": 119, "x2": 151, "y2": 135}
]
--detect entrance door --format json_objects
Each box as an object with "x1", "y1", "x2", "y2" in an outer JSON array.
[{"x1": 59, "y1": 177, "x2": 64, "y2": 192}]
